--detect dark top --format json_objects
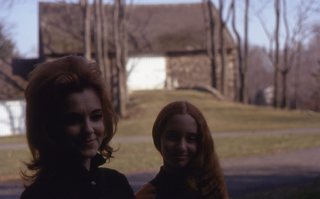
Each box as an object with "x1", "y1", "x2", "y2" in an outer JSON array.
[
  {"x1": 135, "y1": 167, "x2": 221, "y2": 199},
  {"x1": 20, "y1": 155, "x2": 135, "y2": 199}
]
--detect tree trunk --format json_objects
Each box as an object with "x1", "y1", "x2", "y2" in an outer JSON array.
[
  {"x1": 80, "y1": 0, "x2": 91, "y2": 60},
  {"x1": 243, "y1": 0, "x2": 249, "y2": 103},
  {"x1": 273, "y1": 0, "x2": 280, "y2": 108},
  {"x1": 280, "y1": 69, "x2": 289, "y2": 108},
  {"x1": 94, "y1": 0, "x2": 104, "y2": 74},
  {"x1": 100, "y1": 0, "x2": 111, "y2": 95},
  {"x1": 230, "y1": 0, "x2": 243, "y2": 102},
  {"x1": 293, "y1": 43, "x2": 302, "y2": 109},
  {"x1": 218, "y1": 0, "x2": 227, "y2": 95},
  {"x1": 280, "y1": 0, "x2": 292, "y2": 109},
  {"x1": 114, "y1": 0, "x2": 127, "y2": 117},
  {"x1": 202, "y1": 0, "x2": 217, "y2": 89}
]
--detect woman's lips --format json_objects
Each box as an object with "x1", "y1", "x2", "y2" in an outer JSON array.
[
  {"x1": 174, "y1": 154, "x2": 188, "y2": 160},
  {"x1": 83, "y1": 138, "x2": 96, "y2": 145}
]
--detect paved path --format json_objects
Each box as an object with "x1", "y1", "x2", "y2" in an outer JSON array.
[
  {"x1": 127, "y1": 147, "x2": 320, "y2": 198},
  {"x1": 1, "y1": 147, "x2": 320, "y2": 199},
  {"x1": 111, "y1": 127, "x2": 320, "y2": 143},
  {"x1": 1, "y1": 128, "x2": 319, "y2": 150},
  {"x1": 222, "y1": 147, "x2": 320, "y2": 197}
]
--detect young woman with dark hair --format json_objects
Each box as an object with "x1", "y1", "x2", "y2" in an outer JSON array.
[
  {"x1": 20, "y1": 55, "x2": 134, "y2": 199},
  {"x1": 136, "y1": 101, "x2": 228, "y2": 199}
]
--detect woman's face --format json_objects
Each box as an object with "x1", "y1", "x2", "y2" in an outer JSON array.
[
  {"x1": 61, "y1": 88, "x2": 105, "y2": 161},
  {"x1": 160, "y1": 114, "x2": 198, "y2": 172}
]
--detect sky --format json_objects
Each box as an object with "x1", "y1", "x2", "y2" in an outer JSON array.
[{"x1": 0, "y1": 0, "x2": 319, "y2": 58}]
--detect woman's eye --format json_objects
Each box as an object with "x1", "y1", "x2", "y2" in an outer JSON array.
[
  {"x1": 165, "y1": 133, "x2": 179, "y2": 141},
  {"x1": 91, "y1": 112, "x2": 103, "y2": 122},
  {"x1": 186, "y1": 134, "x2": 198, "y2": 142},
  {"x1": 64, "y1": 114, "x2": 81, "y2": 125}
]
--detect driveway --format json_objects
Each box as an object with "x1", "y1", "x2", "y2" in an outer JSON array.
[
  {"x1": 2, "y1": 147, "x2": 320, "y2": 199},
  {"x1": 127, "y1": 147, "x2": 320, "y2": 197}
]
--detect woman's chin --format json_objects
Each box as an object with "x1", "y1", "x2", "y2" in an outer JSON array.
[
  {"x1": 80, "y1": 148, "x2": 98, "y2": 159},
  {"x1": 79, "y1": 140, "x2": 99, "y2": 158}
]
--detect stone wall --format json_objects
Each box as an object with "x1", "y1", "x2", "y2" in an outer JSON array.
[
  {"x1": 166, "y1": 54, "x2": 211, "y2": 89},
  {"x1": 166, "y1": 52, "x2": 236, "y2": 100}
]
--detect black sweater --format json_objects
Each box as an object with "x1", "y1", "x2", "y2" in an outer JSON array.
[
  {"x1": 136, "y1": 167, "x2": 222, "y2": 199},
  {"x1": 20, "y1": 155, "x2": 135, "y2": 199}
]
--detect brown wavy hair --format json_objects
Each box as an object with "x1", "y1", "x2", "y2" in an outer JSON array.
[
  {"x1": 22, "y1": 55, "x2": 118, "y2": 182},
  {"x1": 152, "y1": 101, "x2": 229, "y2": 199}
]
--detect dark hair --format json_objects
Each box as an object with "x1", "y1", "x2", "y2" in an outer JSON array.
[
  {"x1": 152, "y1": 101, "x2": 228, "y2": 198},
  {"x1": 23, "y1": 55, "x2": 118, "y2": 181}
]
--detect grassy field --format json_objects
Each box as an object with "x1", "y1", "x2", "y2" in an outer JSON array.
[
  {"x1": 1, "y1": 90, "x2": 320, "y2": 183},
  {"x1": 2, "y1": 133, "x2": 320, "y2": 182},
  {"x1": 118, "y1": 90, "x2": 320, "y2": 135}
]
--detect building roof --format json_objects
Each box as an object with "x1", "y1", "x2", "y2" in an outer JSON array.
[
  {"x1": 0, "y1": 61, "x2": 27, "y2": 100},
  {"x1": 39, "y1": 2, "x2": 235, "y2": 56}
]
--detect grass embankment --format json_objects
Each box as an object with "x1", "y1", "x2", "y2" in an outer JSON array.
[
  {"x1": 1, "y1": 90, "x2": 320, "y2": 181},
  {"x1": 118, "y1": 90, "x2": 320, "y2": 135}
]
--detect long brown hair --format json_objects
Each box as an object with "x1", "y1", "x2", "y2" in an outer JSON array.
[
  {"x1": 23, "y1": 55, "x2": 118, "y2": 182},
  {"x1": 152, "y1": 101, "x2": 228, "y2": 198}
]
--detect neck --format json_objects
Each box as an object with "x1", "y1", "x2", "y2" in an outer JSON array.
[
  {"x1": 83, "y1": 158, "x2": 91, "y2": 170},
  {"x1": 163, "y1": 165, "x2": 187, "y2": 176}
]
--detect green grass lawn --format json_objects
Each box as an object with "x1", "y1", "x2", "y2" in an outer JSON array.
[
  {"x1": 118, "y1": 90, "x2": 320, "y2": 135},
  {"x1": 107, "y1": 133, "x2": 320, "y2": 174},
  {"x1": 3, "y1": 133, "x2": 320, "y2": 181}
]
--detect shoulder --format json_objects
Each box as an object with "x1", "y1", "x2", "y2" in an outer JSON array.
[
  {"x1": 98, "y1": 168, "x2": 135, "y2": 199},
  {"x1": 20, "y1": 181, "x2": 49, "y2": 199},
  {"x1": 99, "y1": 167, "x2": 128, "y2": 182},
  {"x1": 135, "y1": 183, "x2": 156, "y2": 199},
  {"x1": 20, "y1": 186, "x2": 34, "y2": 199}
]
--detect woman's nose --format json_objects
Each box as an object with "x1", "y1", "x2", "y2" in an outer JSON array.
[
  {"x1": 83, "y1": 118, "x2": 94, "y2": 134},
  {"x1": 177, "y1": 139, "x2": 187, "y2": 151}
]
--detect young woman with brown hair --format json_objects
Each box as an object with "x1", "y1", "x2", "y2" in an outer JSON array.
[
  {"x1": 20, "y1": 56, "x2": 134, "y2": 199},
  {"x1": 136, "y1": 101, "x2": 229, "y2": 199}
]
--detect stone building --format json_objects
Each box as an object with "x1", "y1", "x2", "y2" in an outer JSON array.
[
  {"x1": 13, "y1": 2, "x2": 237, "y2": 100},
  {"x1": 0, "y1": 61, "x2": 27, "y2": 136}
]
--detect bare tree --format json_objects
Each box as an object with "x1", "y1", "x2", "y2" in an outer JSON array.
[
  {"x1": 293, "y1": 42, "x2": 302, "y2": 109},
  {"x1": 113, "y1": 0, "x2": 127, "y2": 117},
  {"x1": 298, "y1": 24, "x2": 320, "y2": 110},
  {"x1": 254, "y1": 1, "x2": 281, "y2": 107},
  {"x1": 279, "y1": 0, "x2": 317, "y2": 108},
  {"x1": 279, "y1": 0, "x2": 290, "y2": 108},
  {"x1": 243, "y1": 0, "x2": 249, "y2": 103},
  {"x1": 92, "y1": 0, "x2": 112, "y2": 96},
  {"x1": 94, "y1": 0, "x2": 104, "y2": 72},
  {"x1": 202, "y1": 0, "x2": 217, "y2": 89},
  {"x1": 255, "y1": 1, "x2": 275, "y2": 61},
  {"x1": 80, "y1": 0, "x2": 91, "y2": 60},
  {"x1": 218, "y1": 0, "x2": 227, "y2": 94},
  {"x1": 309, "y1": 60, "x2": 320, "y2": 111},
  {"x1": 0, "y1": 22, "x2": 15, "y2": 64},
  {"x1": 230, "y1": 0, "x2": 242, "y2": 101},
  {"x1": 273, "y1": 0, "x2": 280, "y2": 108},
  {"x1": 230, "y1": 0, "x2": 249, "y2": 103},
  {"x1": 100, "y1": 0, "x2": 110, "y2": 94},
  {"x1": 246, "y1": 46, "x2": 273, "y2": 103}
]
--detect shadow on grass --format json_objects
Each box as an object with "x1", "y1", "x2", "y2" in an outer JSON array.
[
  {"x1": 225, "y1": 173, "x2": 320, "y2": 199},
  {"x1": 128, "y1": 171, "x2": 320, "y2": 198}
]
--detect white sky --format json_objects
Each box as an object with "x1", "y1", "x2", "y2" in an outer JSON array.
[{"x1": 0, "y1": 0, "x2": 319, "y2": 58}]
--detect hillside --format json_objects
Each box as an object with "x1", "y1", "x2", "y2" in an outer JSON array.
[{"x1": 117, "y1": 90, "x2": 320, "y2": 136}]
